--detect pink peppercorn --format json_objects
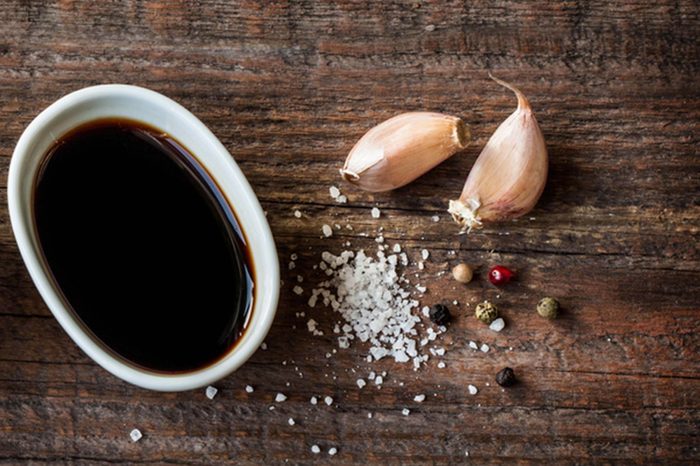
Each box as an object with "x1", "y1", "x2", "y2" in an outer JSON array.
[{"x1": 488, "y1": 265, "x2": 514, "y2": 285}]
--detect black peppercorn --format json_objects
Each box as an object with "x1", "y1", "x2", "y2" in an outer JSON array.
[
  {"x1": 428, "y1": 304, "x2": 452, "y2": 326},
  {"x1": 495, "y1": 367, "x2": 516, "y2": 387}
]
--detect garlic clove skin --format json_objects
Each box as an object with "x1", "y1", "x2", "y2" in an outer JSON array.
[
  {"x1": 449, "y1": 76, "x2": 547, "y2": 232},
  {"x1": 341, "y1": 112, "x2": 469, "y2": 192}
]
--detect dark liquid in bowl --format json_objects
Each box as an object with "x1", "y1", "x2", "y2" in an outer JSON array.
[{"x1": 33, "y1": 119, "x2": 253, "y2": 372}]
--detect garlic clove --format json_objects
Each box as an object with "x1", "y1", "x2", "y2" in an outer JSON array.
[
  {"x1": 341, "y1": 112, "x2": 469, "y2": 192},
  {"x1": 449, "y1": 75, "x2": 547, "y2": 232}
]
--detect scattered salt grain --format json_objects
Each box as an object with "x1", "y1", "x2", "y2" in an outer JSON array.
[
  {"x1": 393, "y1": 244, "x2": 402, "y2": 253},
  {"x1": 480, "y1": 343, "x2": 490, "y2": 353},
  {"x1": 311, "y1": 445, "x2": 321, "y2": 454},
  {"x1": 489, "y1": 317, "x2": 505, "y2": 332},
  {"x1": 368, "y1": 412, "x2": 373, "y2": 419},
  {"x1": 275, "y1": 393, "x2": 287, "y2": 402},
  {"x1": 414, "y1": 394, "x2": 426, "y2": 402},
  {"x1": 245, "y1": 385, "x2": 254, "y2": 393},
  {"x1": 294, "y1": 210, "x2": 302, "y2": 218},
  {"x1": 324, "y1": 396, "x2": 334, "y2": 406},
  {"x1": 288, "y1": 418, "x2": 295, "y2": 426},
  {"x1": 329, "y1": 186, "x2": 341, "y2": 199},
  {"x1": 402, "y1": 408, "x2": 411, "y2": 416},
  {"x1": 418, "y1": 261, "x2": 425, "y2": 270},
  {"x1": 205, "y1": 385, "x2": 218, "y2": 400},
  {"x1": 437, "y1": 361, "x2": 446, "y2": 369},
  {"x1": 425, "y1": 24, "x2": 436, "y2": 31},
  {"x1": 322, "y1": 224, "x2": 333, "y2": 237},
  {"x1": 468, "y1": 384, "x2": 478, "y2": 395},
  {"x1": 261, "y1": 342, "x2": 268, "y2": 350},
  {"x1": 375, "y1": 376, "x2": 383, "y2": 386},
  {"x1": 337, "y1": 195, "x2": 347, "y2": 204},
  {"x1": 357, "y1": 378, "x2": 366, "y2": 389},
  {"x1": 328, "y1": 447, "x2": 338, "y2": 456},
  {"x1": 310, "y1": 396, "x2": 318, "y2": 405},
  {"x1": 129, "y1": 428, "x2": 142, "y2": 442},
  {"x1": 421, "y1": 249, "x2": 430, "y2": 260},
  {"x1": 371, "y1": 207, "x2": 381, "y2": 218},
  {"x1": 469, "y1": 341, "x2": 478, "y2": 350}
]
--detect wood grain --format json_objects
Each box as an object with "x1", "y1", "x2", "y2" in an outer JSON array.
[{"x1": 0, "y1": 0, "x2": 698, "y2": 464}]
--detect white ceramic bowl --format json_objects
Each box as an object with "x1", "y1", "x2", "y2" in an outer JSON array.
[{"x1": 8, "y1": 85, "x2": 279, "y2": 391}]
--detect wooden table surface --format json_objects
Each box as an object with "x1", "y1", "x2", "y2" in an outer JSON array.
[{"x1": 1, "y1": 1, "x2": 699, "y2": 464}]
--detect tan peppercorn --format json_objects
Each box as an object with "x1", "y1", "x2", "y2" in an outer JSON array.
[
  {"x1": 537, "y1": 297, "x2": 559, "y2": 319},
  {"x1": 452, "y1": 263, "x2": 473, "y2": 283},
  {"x1": 475, "y1": 300, "x2": 498, "y2": 324}
]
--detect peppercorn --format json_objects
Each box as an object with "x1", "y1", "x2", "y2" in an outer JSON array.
[
  {"x1": 474, "y1": 300, "x2": 498, "y2": 324},
  {"x1": 537, "y1": 297, "x2": 559, "y2": 319},
  {"x1": 452, "y1": 263, "x2": 473, "y2": 284},
  {"x1": 429, "y1": 304, "x2": 452, "y2": 326},
  {"x1": 495, "y1": 367, "x2": 516, "y2": 387},
  {"x1": 488, "y1": 265, "x2": 514, "y2": 285}
]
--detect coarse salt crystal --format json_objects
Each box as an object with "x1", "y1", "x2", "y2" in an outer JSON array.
[
  {"x1": 469, "y1": 341, "x2": 478, "y2": 350},
  {"x1": 322, "y1": 224, "x2": 333, "y2": 237},
  {"x1": 357, "y1": 378, "x2": 366, "y2": 388},
  {"x1": 245, "y1": 385, "x2": 254, "y2": 393},
  {"x1": 421, "y1": 249, "x2": 430, "y2": 260},
  {"x1": 431, "y1": 215, "x2": 439, "y2": 222},
  {"x1": 375, "y1": 376, "x2": 383, "y2": 385},
  {"x1": 489, "y1": 317, "x2": 505, "y2": 332},
  {"x1": 414, "y1": 394, "x2": 426, "y2": 402},
  {"x1": 205, "y1": 386, "x2": 218, "y2": 400},
  {"x1": 311, "y1": 445, "x2": 321, "y2": 454},
  {"x1": 393, "y1": 244, "x2": 401, "y2": 253},
  {"x1": 437, "y1": 361, "x2": 446, "y2": 369},
  {"x1": 288, "y1": 418, "x2": 295, "y2": 426},
  {"x1": 275, "y1": 393, "x2": 287, "y2": 402},
  {"x1": 261, "y1": 342, "x2": 268, "y2": 350},
  {"x1": 329, "y1": 186, "x2": 341, "y2": 199},
  {"x1": 129, "y1": 428, "x2": 142, "y2": 442},
  {"x1": 324, "y1": 396, "x2": 333, "y2": 406},
  {"x1": 402, "y1": 408, "x2": 411, "y2": 416},
  {"x1": 371, "y1": 207, "x2": 381, "y2": 218},
  {"x1": 337, "y1": 195, "x2": 347, "y2": 204},
  {"x1": 294, "y1": 210, "x2": 302, "y2": 218},
  {"x1": 468, "y1": 384, "x2": 478, "y2": 395},
  {"x1": 328, "y1": 447, "x2": 338, "y2": 456},
  {"x1": 310, "y1": 396, "x2": 318, "y2": 405},
  {"x1": 480, "y1": 343, "x2": 490, "y2": 353},
  {"x1": 293, "y1": 285, "x2": 304, "y2": 295}
]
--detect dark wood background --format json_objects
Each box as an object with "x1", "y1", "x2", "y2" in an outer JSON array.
[{"x1": 0, "y1": 1, "x2": 698, "y2": 464}]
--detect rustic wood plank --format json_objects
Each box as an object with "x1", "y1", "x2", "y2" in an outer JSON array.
[{"x1": 0, "y1": 0, "x2": 699, "y2": 464}]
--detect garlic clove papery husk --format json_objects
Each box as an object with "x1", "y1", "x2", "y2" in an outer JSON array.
[
  {"x1": 448, "y1": 76, "x2": 548, "y2": 232},
  {"x1": 340, "y1": 112, "x2": 469, "y2": 192}
]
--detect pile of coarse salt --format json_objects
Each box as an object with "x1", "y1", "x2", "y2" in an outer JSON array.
[{"x1": 307, "y1": 248, "x2": 438, "y2": 369}]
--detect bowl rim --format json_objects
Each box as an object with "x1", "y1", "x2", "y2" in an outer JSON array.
[{"x1": 8, "y1": 84, "x2": 279, "y2": 391}]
